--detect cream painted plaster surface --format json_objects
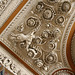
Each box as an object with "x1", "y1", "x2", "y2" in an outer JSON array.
[{"x1": 0, "y1": 0, "x2": 23, "y2": 28}]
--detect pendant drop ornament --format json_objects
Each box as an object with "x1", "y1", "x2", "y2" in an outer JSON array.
[
  {"x1": 34, "y1": 59, "x2": 44, "y2": 68},
  {"x1": 59, "y1": 1, "x2": 71, "y2": 13},
  {"x1": 44, "y1": 52, "x2": 58, "y2": 64},
  {"x1": 43, "y1": 7, "x2": 55, "y2": 20},
  {"x1": 36, "y1": 1, "x2": 44, "y2": 12},
  {"x1": 41, "y1": 30, "x2": 50, "y2": 39},
  {"x1": 27, "y1": 17, "x2": 40, "y2": 27},
  {"x1": 56, "y1": 16, "x2": 65, "y2": 26}
]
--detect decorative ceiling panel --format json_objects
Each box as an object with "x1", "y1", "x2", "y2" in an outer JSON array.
[
  {"x1": 0, "y1": 45, "x2": 34, "y2": 75},
  {"x1": 0, "y1": 0, "x2": 23, "y2": 28},
  {"x1": 0, "y1": 0, "x2": 75, "y2": 75}
]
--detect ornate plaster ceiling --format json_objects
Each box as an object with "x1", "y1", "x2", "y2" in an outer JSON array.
[
  {"x1": 0, "y1": 0, "x2": 75, "y2": 75},
  {"x1": 0, "y1": 0, "x2": 23, "y2": 28},
  {"x1": 0, "y1": 45, "x2": 34, "y2": 75}
]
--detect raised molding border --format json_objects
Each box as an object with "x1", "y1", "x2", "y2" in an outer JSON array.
[{"x1": 0, "y1": 0, "x2": 23, "y2": 28}]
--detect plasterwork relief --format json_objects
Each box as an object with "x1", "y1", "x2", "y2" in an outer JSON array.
[
  {"x1": 0, "y1": 0, "x2": 75, "y2": 75},
  {"x1": 0, "y1": 0, "x2": 23, "y2": 28}
]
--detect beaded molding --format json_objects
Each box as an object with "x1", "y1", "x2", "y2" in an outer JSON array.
[
  {"x1": 0, "y1": 0, "x2": 11, "y2": 15},
  {"x1": 60, "y1": 10, "x2": 75, "y2": 67}
]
